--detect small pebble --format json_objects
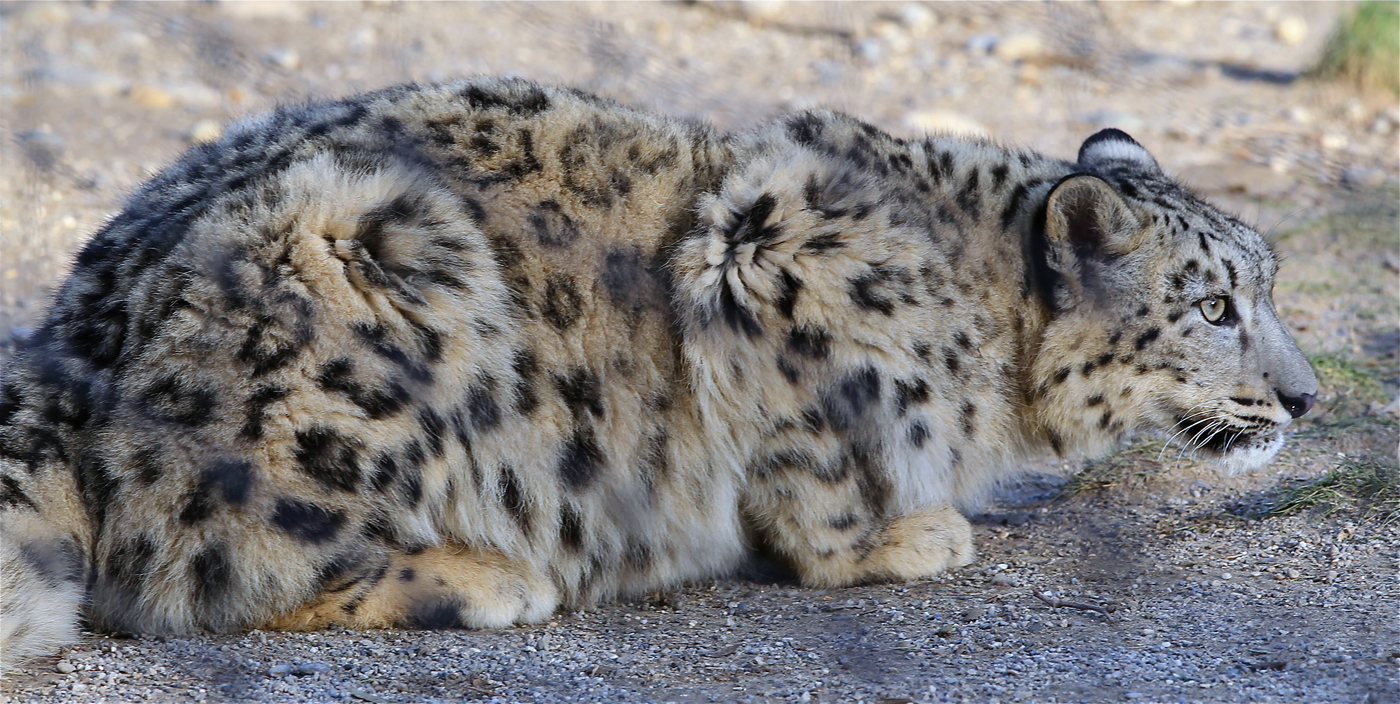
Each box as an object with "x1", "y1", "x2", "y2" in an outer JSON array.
[
  {"x1": 292, "y1": 661, "x2": 331, "y2": 676},
  {"x1": 898, "y1": 4, "x2": 937, "y2": 33},
  {"x1": 55, "y1": 661, "x2": 75, "y2": 674},
  {"x1": 189, "y1": 119, "x2": 223, "y2": 144},
  {"x1": 994, "y1": 32, "x2": 1045, "y2": 62},
  {"x1": 266, "y1": 48, "x2": 301, "y2": 70},
  {"x1": 1274, "y1": 16, "x2": 1307, "y2": 46},
  {"x1": 128, "y1": 84, "x2": 176, "y2": 110}
]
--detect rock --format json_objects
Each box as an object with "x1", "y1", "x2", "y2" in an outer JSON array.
[
  {"x1": 854, "y1": 38, "x2": 884, "y2": 64},
  {"x1": 267, "y1": 663, "x2": 292, "y2": 677},
  {"x1": 905, "y1": 109, "x2": 989, "y2": 137},
  {"x1": 291, "y1": 661, "x2": 330, "y2": 676},
  {"x1": 994, "y1": 32, "x2": 1045, "y2": 62},
  {"x1": 16, "y1": 130, "x2": 64, "y2": 172},
  {"x1": 17, "y1": 3, "x2": 71, "y2": 24},
  {"x1": 266, "y1": 48, "x2": 301, "y2": 71},
  {"x1": 1287, "y1": 106, "x2": 1313, "y2": 125},
  {"x1": 960, "y1": 607, "x2": 987, "y2": 621},
  {"x1": 218, "y1": 1, "x2": 309, "y2": 21},
  {"x1": 1340, "y1": 166, "x2": 1385, "y2": 189},
  {"x1": 897, "y1": 4, "x2": 937, "y2": 33},
  {"x1": 55, "y1": 661, "x2": 75, "y2": 674},
  {"x1": 1274, "y1": 16, "x2": 1307, "y2": 45},
  {"x1": 990, "y1": 573, "x2": 1018, "y2": 587},
  {"x1": 1320, "y1": 133, "x2": 1348, "y2": 151},
  {"x1": 1380, "y1": 396, "x2": 1400, "y2": 419},
  {"x1": 127, "y1": 84, "x2": 175, "y2": 110},
  {"x1": 965, "y1": 33, "x2": 998, "y2": 55},
  {"x1": 189, "y1": 119, "x2": 223, "y2": 145},
  {"x1": 163, "y1": 83, "x2": 224, "y2": 109}
]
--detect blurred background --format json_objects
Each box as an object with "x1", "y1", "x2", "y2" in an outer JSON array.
[{"x1": 2, "y1": 0, "x2": 1396, "y2": 429}]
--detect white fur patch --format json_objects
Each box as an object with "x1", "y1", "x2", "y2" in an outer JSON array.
[{"x1": 1079, "y1": 139, "x2": 1158, "y2": 169}]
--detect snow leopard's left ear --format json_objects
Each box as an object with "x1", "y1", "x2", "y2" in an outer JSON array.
[{"x1": 1076, "y1": 129, "x2": 1160, "y2": 173}]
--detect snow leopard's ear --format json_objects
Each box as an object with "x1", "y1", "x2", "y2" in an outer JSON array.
[
  {"x1": 1044, "y1": 174, "x2": 1142, "y2": 257},
  {"x1": 1076, "y1": 129, "x2": 1160, "y2": 173},
  {"x1": 1040, "y1": 173, "x2": 1145, "y2": 307}
]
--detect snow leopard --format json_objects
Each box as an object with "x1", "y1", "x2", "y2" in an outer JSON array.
[{"x1": 0, "y1": 77, "x2": 1317, "y2": 666}]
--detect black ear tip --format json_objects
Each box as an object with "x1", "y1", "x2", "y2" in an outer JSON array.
[{"x1": 1077, "y1": 129, "x2": 1142, "y2": 161}]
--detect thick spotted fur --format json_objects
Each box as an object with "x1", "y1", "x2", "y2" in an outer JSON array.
[{"x1": 0, "y1": 80, "x2": 1316, "y2": 667}]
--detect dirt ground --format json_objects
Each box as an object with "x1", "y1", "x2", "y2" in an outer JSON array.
[{"x1": 1, "y1": 2, "x2": 1397, "y2": 703}]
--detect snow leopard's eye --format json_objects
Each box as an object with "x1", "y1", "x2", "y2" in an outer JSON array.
[{"x1": 1199, "y1": 297, "x2": 1230, "y2": 324}]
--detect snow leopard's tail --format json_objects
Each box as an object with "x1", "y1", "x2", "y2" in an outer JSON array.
[{"x1": 0, "y1": 354, "x2": 94, "y2": 671}]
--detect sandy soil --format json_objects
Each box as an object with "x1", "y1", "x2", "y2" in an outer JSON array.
[{"x1": 1, "y1": 2, "x2": 1397, "y2": 703}]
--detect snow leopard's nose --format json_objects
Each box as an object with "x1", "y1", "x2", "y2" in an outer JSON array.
[{"x1": 1276, "y1": 390, "x2": 1315, "y2": 419}]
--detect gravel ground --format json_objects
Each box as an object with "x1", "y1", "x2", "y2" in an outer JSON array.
[{"x1": 1, "y1": 2, "x2": 1398, "y2": 703}]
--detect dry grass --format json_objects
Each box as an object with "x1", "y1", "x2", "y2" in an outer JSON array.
[{"x1": 1263, "y1": 457, "x2": 1400, "y2": 526}]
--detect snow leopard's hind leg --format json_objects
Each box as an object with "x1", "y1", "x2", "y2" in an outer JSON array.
[{"x1": 1, "y1": 366, "x2": 94, "y2": 671}]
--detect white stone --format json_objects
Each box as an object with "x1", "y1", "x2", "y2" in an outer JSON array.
[
  {"x1": 1275, "y1": 16, "x2": 1307, "y2": 46},
  {"x1": 189, "y1": 119, "x2": 223, "y2": 145},
  {"x1": 994, "y1": 32, "x2": 1045, "y2": 62},
  {"x1": 266, "y1": 48, "x2": 301, "y2": 71},
  {"x1": 218, "y1": 1, "x2": 308, "y2": 21},
  {"x1": 898, "y1": 4, "x2": 937, "y2": 33}
]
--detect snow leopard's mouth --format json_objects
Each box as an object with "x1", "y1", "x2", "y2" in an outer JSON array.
[{"x1": 1168, "y1": 411, "x2": 1287, "y2": 473}]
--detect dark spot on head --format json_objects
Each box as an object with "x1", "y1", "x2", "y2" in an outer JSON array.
[
  {"x1": 1134, "y1": 328, "x2": 1160, "y2": 350},
  {"x1": 959, "y1": 401, "x2": 976, "y2": 437}
]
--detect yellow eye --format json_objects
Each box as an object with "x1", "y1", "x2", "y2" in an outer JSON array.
[{"x1": 1200, "y1": 297, "x2": 1229, "y2": 323}]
